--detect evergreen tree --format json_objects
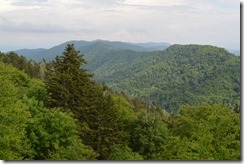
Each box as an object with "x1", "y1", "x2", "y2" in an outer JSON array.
[
  {"x1": 77, "y1": 89, "x2": 129, "y2": 159},
  {"x1": 45, "y1": 44, "x2": 129, "y2": 159},
  {"x1": 45, "y1": 43, "x2": 94, "y2": 120}
]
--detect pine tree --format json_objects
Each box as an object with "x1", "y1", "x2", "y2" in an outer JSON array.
[
  {"x1": 45, "y1": 44, "x2": 130, "y2": 159},
  {"x1": 81, "y1": 92, "x2": 128, "y2": 159},
  {"x1": 45, "y1": 43, "x2": 94, "y2": 120}
]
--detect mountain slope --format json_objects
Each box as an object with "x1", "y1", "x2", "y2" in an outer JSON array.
[
  {"x1": 98, "y1": 44, "x2": 240, "y2": 112},
  {"x1": 13, "y1": 48, "x2": 46, "y2": 60}
]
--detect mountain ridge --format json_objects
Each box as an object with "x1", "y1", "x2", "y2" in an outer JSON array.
[
  {"x1": 103, "y1": 44, "x2": 240, "y2": 111},
  {"x1": 12, "y1": 40, "x2": 239, "y2": 63},
  {"x1": 13, "y1": 40, "x2": 171, "y2": 62}
]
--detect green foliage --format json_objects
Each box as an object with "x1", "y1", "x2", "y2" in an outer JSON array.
[
  {"x1": 108, "y1": 144, "x2": 143, "y2": 160},
  {"x1": 92, "y1": 45, "x2": 240, "y2": 112},
  {"x1": 0, "y1": 51, "x2": 41, "y2": 78},
  {"x1": 23, "y1": 97, "x2": 97, "y2": 160},
  {"x1": 0, "y1": 61, "x2": 97, "y2": 160},
  {"x1": 129, "y1": 109, "x2": 168, "y2": 160},
  {"x1": 48, "y1": 137, "x2": 98, "y2": 160},
  {"x1": 112, "y1": 94, "x2": 137, "y2": 123},
  {"x1": 0, "y1": 43, "x2": 240, "y2": 160},
  {"x1": 26, "y1": 78, "x2": 47, "y2": 104},
  {"x1": 0, "y1": 98, "x2": 31, "y2": 160},
  {"x1": 164, "y1": 104, "x2": 240, "y2": 160},
  {"x1": 0, "y1": 62, "x2": 32, "y2": 160}
]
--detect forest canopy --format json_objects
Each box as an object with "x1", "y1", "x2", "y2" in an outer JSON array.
[{"x1": 0, "y1": 44, "x2": 240, "y2": 160}]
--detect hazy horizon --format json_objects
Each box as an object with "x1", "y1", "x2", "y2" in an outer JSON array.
[
  {"x1": 2, "y1": 39, "x2": 240, "y2": 53},
  {"x1": 0, "y1": 0, "x2": 240, "y2": 52}
]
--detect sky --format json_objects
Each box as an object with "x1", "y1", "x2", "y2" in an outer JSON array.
[{"x1": 0, "y1": 0, "x2": 240, "y2": 52}]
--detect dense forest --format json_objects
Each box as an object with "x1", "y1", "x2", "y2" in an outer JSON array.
[
  {"x1": 0, "y1": 44, "x2": 240, "y2": 160},
  {"x1": 99, "y1": 45, "x2": 240, "y2": 112}
]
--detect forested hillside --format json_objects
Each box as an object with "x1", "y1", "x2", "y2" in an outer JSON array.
[
  {"x1": 13, "y1": 42, "x2": 240, "y2": 113},
  {"x1": 0, "y1": 44, "x2": 240, "y2": 160},
  {"x1": 0, "y1": 51, "x2": 41, "y2": 78},
  {"x1": 100, "y1": 45, "x2": 240, "y2": 112}
]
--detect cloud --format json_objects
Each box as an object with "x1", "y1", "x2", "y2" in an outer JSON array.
[
  {"x1": 10, "y1": 0, "x2": 48, "y2": 6},
  {"x1": 0, "y1": 0, "x2": 240, "y2": 51},
  {"x1": 81, "y1": 0, "x2": 124, "y2": 6},
  {"x1": 0, "y1": 16, "x2": 99, "y2": 34},
  {"x1": 0, "y1": 18, "x2": 68, "y2": 33}
]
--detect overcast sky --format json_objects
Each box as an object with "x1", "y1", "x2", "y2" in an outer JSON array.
[{"x1": 0, "y1": 0, "x2": 240, "y2": 52}]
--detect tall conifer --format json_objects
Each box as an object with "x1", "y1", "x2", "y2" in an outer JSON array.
[
  {"x1": 45, "y1": 44, "x2": 94, "y2": 119},
  {"x1": 45, "y1": 44, "x2": 129, "y2": 159}
]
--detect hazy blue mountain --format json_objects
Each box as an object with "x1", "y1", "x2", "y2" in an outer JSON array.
[
  {"x1": 130, "y1": 42, "x2": 170, "y2": 51},
  {"x1": 227, "y1": 49, "x2": 240, "y2": 56},
  {"x1": 14, "y1": 40, "x2": 170, "y2": 62},
  {"x1": 14, "y1": 48, "x2": 46, "y2": 60},
  {"x1": 14, "y1": 40, "x2": 93, "y2": 61}
]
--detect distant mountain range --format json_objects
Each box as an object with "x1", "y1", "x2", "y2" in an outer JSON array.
[
  {"x1": 227, "y1": 49, "x2": 240, "y2": 56},
  {"x1": 12, "y1": 40, "x2": 240, "y2": 112},
  {"x1": 14, "y1": 40, "x2": 171, "y2": 62},
  {"x1": 13, "y1": 40, "x2": 239, "y2": 63}
]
